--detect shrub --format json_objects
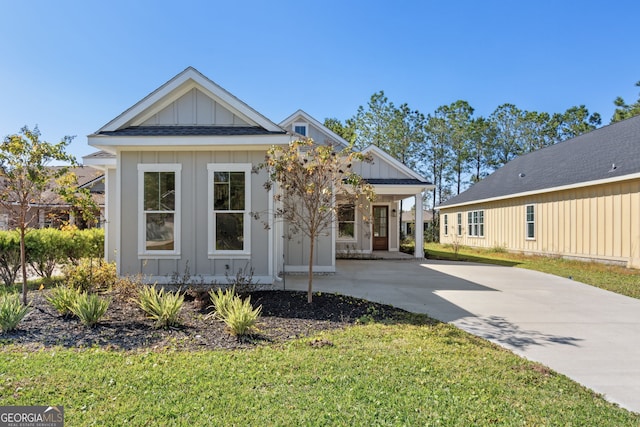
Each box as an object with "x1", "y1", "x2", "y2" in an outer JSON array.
[
  {"x1": 45, "y1": 286, "x2": 81, "y2": 317},
  {"x1": 223, "y1": 295, "x2": 262, "y2": 336},
  {"x1": 0, "y1": 231, "x2": 21, "y2": 286},
  {"x1": 64, "y1": 259, "x2": 117, "y2": 293},
  {"x1": 0, "y1": 293, "x2": 30, "y2": 332},
  {"x1": 26, "y1": 228, "x2": 68, "y2": 279},
  {"x1": 208, "y1": 287, "x2": 236, "y2": 320},
  {"x1": 70, "y1": 292, "x2": 109, "y2": 327},
  {"x1": 137, "y1": 285, "x2": 184, "y2": 328},
  {"x1": 209, "y1": 287, "x2": 261, "y2": 336},
  {"x1": 111, "y1": 275, "x2": 142, "y2": 303}
]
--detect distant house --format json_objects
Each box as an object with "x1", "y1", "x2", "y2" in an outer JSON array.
[
  {"x1": 0, "y1": 166, "x2": 105, "y2": 230},
  {"x1": 84, "y1": 67, "x2": 433, "y2": 283},
  {"x1": 400, "y1": 210, "x2": 434, "y2": 237},
  {"x1": 438, "y1": 115, "x2": 640, "y2": 268}
]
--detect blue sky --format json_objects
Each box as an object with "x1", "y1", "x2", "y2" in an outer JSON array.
[{"x1": 1, "y1": 0, "x2": 639, "y2": 161}]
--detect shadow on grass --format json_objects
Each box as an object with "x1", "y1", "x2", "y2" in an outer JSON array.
[{"x1": 425, "y1": 248, "x2": 521, "y2": 267}]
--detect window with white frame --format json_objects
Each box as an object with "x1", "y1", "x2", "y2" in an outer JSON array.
[
  {"x1": 138, "y1": 164, "x2": 181, "y2": 257},
  {"x1": 443, "y1": 214, "x2": 449, "y2": 236},
  {"x1": 526, "y1": 204, "x2": 535, "y2": 239},
  {"x1": 208, "y1": 164, "x2": 251, "y2": 255},
  {"x1": 467, "y1": 210, "x2": 484, "y2": 237},
  {"x1": 337, "y1": 203, "x2": 356, "y2": 240},
  {"x1": 293, "y1": 122, "x2": 308, "y2": 137},
  {"x1": 457, "y1": 212, "x2": 463, "y2": 236}
]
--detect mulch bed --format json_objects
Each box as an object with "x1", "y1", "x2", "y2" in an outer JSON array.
[{"x1": 1, "y1": 289, "x2": 409, "y2": 351}]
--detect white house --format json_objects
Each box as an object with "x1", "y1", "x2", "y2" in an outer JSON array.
[{"x1": 84, "y1": 67, "x2": 433, "y2": 283}]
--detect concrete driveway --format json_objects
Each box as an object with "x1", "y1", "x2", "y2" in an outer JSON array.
[{"x1": 284, "y1": 259, "x2": 640, "y2": 413}]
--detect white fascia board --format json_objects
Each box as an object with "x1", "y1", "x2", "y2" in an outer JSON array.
[
  {"x1": 373, "y1": 184, "x2": 434, "y2": 195},
  {"x1": 97, "y1": 67, "x2": 284, "y2": 133},
  {"x1": 88, "y1": 134, "x2": 291, "y2": 150},
  {"x1": 439, "y1": 172, "x2": 640, "y2": 210},
  {"x1": 361, "y1": 145, "x2": 427, "y2": 182},
  {"x1": 82, "y1": 156, "x2": 116, "y2": 169}
]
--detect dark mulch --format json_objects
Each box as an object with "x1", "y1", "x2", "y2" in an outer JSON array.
[{"x1": 1, "y1": 289, "x2": 413, "y2": 351}]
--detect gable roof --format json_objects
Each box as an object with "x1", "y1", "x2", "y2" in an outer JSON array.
[
  {"x1": 361, "y1": 145, "x2": 430, "y2": 183},
  {"x1": 279, "y1": 109, "x2": 349, "y2": 149},
  {"x1": 439, "y1": 114, "x2": 640, "y2": 208},
  {"x1": 92, "y1": 67, "x2": 285, "y2": 134}
]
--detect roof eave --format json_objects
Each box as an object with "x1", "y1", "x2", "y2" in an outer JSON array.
[{"x1": 439, "y1": 172, "x2": 640, "y2": 209}]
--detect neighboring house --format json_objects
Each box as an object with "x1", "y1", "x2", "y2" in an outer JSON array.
[
  {"x1": 438, "y1": 115, "x2": 640, "y2": 268},
  {"x1": 85, "y1": 67, "x2": 432, "y2": 283},
  {"x1": 400, "y1": 210, "x2": 434, "y2": 237},
  {"x1": 0, "y1": 166, "x2": 105, "y2": 230}
]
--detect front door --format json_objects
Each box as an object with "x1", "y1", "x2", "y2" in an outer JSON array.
[{"x1": 372, "y1": 206, "x2": 388, "y2": 250}]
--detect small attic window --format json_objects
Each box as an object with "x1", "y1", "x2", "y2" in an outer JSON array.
[{"x1": 293, "y1": 122, "x2": 308, "y2": 137}]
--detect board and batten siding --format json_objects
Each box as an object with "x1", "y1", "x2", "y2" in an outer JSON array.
[
  {"x1": 439, "y1": 178, "x2": 640, "y2": 268},
  {"x1": 116, "y1": 150, "x2": 272, "y2": 281}
]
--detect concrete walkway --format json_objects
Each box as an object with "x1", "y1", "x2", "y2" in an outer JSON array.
[{"x1": 283, "y1": 259, "x2": 640, "y2": 413}]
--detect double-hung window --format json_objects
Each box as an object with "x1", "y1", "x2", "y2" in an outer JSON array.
[
  {"x1": 138, "y1": 164, "x2": 181, "y2": 257},
  {"x1": 526, "y1": 204, "x2": 535, "y2": 239},
  {"x1": 457, "y1": 212, "x2": 463, "y2": 236},
  {"x1": 208, "y1": 164, "x2": 251, "y2": 256},
  {"x1": 337, "y1": 203, "x2": 356, "y2": 240},
  {"x1": 467, "y1": 210, "x2": 484, "y2": 237},
  {"x1": 443, "y1": 214, "x2": 449, "y2": 236}
]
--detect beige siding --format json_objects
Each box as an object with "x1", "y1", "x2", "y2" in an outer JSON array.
[
  {"x1": 440, "y1": 178, "x2": 640, "y2": 268},
  {"x1": 118, "y1": 150, "x2": 271, "y2": 279}
]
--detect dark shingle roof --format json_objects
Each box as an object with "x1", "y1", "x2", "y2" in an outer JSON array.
[
  {"x1": 439, "y1": 115, "x2": 640, "y2": 207},
  {"x1": 98, "y1": 126, "x2": 286, "y2": 137}
]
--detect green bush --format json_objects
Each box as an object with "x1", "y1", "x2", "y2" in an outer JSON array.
[
  {"x1": 63, "y1": 259, "x2": 117, "y2": 293},
  {"x1": 0, "y1": 231, "x2": 21, "y2": 286},
  {"x1": 223, "y1": 295, "x2": 262, "y2": 336},
  {"x1": 62, "y1": 227, "x2": 104, "y2": 265},
  {"x1": 208, "y1": 287, "x2": 236, "y2": 320},
  {"x1": 45, "y1": 286, "x2": 81, "y2": 317},
  {"x1": 26, "y1": 228, "x2": 67, "y2": 279},
  {"x1": 137, "y1": 285, "x2": 184, "y2": 328},
  {"x1": 0, "y1": 293, "x2": 30, "y2": 332},
  {"x1": 70, "y1": 292, "x2": 109, "y2": 327}
]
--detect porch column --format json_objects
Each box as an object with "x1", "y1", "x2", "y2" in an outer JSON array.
[{"x1": 415, "y1": 193, "x2": 424, "y2": 258}]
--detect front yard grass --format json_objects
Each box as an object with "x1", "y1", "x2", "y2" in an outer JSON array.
[
  {"x1": 425, "y1": 243, "x2": 640, "y2": 300},
  {"x1": 1, "y1": 320, "x2": 638, "y2": 426}
]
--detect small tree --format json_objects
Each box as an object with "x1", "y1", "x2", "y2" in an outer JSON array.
[
  {"x1": 0, "y1": 126, "x2": 80, "y2": 304},
  {"x1": 259, "y1": 139, "x2": 375, "y2": 303}
]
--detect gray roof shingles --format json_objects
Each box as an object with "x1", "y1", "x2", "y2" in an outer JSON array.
[
  {"x1": 365, "y1": 178, "x2": 431, "y2": 185},
  {"x1": 98, "y1": 126, "x2": 286, "y2": 137},
  {"x1": 439, "y1": 114, "x2": 640, "y2": 207}
]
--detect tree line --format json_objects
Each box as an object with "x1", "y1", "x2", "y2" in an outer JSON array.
[{"x1": 324, "y1": 80, "x2": 640, "y2": 210}]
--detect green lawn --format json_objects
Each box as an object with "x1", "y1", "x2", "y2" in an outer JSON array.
[
  {"x1": 1, "y1": 320, "x2": 638, "y2": 425},
  {"x1": 424, "y1": 243, "x2": 640, "y2": 300}
]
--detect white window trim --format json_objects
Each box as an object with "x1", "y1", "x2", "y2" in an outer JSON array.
[
  {"x1": 293, "y1": 121, "x2": 308, "y2": 137},
  {"x1": 457, "y1": 212, "x2": 463, "y2": 236},
  {"x1": 337, "y1": 202, "x2": 357, "y2": 242},
  {"x1": 443, "y1": 214, "x2": 449, "y2": 236},
  {"x1": 207, "y1": 163, "x2": 252, "y2": 258},
  {"x1": 467, "y1": 209, "x2": 485, "y2": 238},
  {"x1": 526, "y1": 204, "x2": 536, "y2": 240},
  {"x1": 137, "y1": 163, "x2": 182, "y2": 259}
]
